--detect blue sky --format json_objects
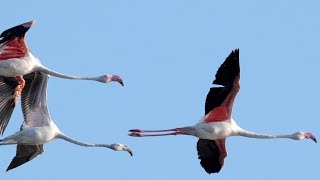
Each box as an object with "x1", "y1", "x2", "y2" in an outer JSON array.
[{"x1": 0, "y1": 0, "x2": 319, "y2": 179}]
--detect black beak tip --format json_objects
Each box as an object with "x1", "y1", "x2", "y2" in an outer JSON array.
[{"x1": 118, "y1": 80, "x2": 124, "y2": 86}]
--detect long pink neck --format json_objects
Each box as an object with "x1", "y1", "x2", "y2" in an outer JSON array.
[{"x1": 36, "y1": 66, "x2": 100, "y2": 81}]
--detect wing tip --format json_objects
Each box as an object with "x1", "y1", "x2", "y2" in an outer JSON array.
[
  {"x1": 212, "y1": 49, "x2": 240, "y2": 86},
  {"x1": 227, "y1": 48, "x2": 240, "y2": 62},
  {"x1": 197, "y1": 139, "x2": 223, "y2": 174},
  {"x1": 198, "y1": 156, "x2": 223, "y2": 174},
  {"x1": 6, "y1": 144, "x2": 44, "y2": 172},
  {"x1": 227, "y1": 48, "x2": 240, "y2": 58},
  {"x1": 233, "y1": 48, "x2": 239, "y2": 58},
  {"x1": 6, "y1": 166, "x2": 14, "y2": 172},
  {"x1": 6, "y1": 160, "x2": 19, "y2": 172}
]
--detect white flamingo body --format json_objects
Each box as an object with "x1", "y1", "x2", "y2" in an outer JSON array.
[
  {"x1": 0, "y1": 52, "x2": 40, "y2": 77},
  {"x1": 193, "y1": 120, "x2": 237, "y2": 140},
  {"x1": 2, "y1": 124, "x2": 58, "y2": 145},
  {"x1": 129, "y1": 49, "x2": 316, "y2": 174}
]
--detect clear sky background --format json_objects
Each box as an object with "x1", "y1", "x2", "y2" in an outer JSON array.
[{"x1": 0, "y1": 0, "x2": 319, "y2": 179}]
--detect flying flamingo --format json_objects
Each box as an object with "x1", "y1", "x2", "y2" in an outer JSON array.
[
  {"x1": 0, "y1": 20, "x2": 123, "y2": 135},
  {"x1": 0, "y1": 72, "x2": 132, "y2": 171},
  {"x1": 129, "y1": 49, "x2": 316, "y2": 174}
]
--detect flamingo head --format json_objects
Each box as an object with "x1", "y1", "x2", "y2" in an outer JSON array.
[
  {"x1": 0, "y1": 20, "x2": 36, "y2": 44},
  {"x1": 292, "y1": 132, "x2": 317, "y2": 143},
  {"x1": 109, "y1": 143, "x2": 133, "y2": 156},
  {"x1": 98, "y1": 74, "x2": 124, "y2": 86}
]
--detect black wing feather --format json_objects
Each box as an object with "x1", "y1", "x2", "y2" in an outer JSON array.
[
  {"x1": 212, "y1": 49, "x2": 240, "y2": 87},
  {"x1": 198, "y1": 49, "x2": 240, "y2": 173},
  {"x1": 6, "y1": 72, "x2": 46, "y2": 171},
  {"x1": 197, "y1": 139, "x2": 222, "y2": 174},
  {"x1": 6, "y1": 144, "x2": 44, "y2": 171},
  {"x1": 0, "y1": 72, "x2": 43, "y2": 135},
  {"x1": 204, "y1": 49, "x2": 240, "y2": 115},
  {"x1": 204, "y1": 87, "x2": 230, "y2": 115},
  {"x1": 0, "y1": 76, "x2": 19, "y2": 135}
]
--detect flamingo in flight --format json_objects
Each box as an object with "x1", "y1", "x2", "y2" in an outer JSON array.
[
  {"x1": 0, "y1": 72, "x2": 132, "y2": 171},
  {"x1": 0, "y1": 20, "x2": 123, "y2": 135},
  {"x1": 129, "y1": 49, "x2": 317, "y2": 174}
]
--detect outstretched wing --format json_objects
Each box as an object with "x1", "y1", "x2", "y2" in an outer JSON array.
[
  {"x1": 7, "y1": 144, "x2": 44, "y2": 171},
  {"x1": 202, "y1": 49, "x2": 240, "y2": 123},
  {"x1": 7, "y1": 72, "x2": 50, "y2": 171},
  {"x1": 0, "y1": 76, "x2": 19, "y2": 135},
  {"x1": 21, "y1": 72, "x2": 51, "y2": 128},
  {"x1": 0, "y1": 71, "x2": 52, "y2": 134},
  {"x1": 197, "y1": 139, "x2": 222, "y2": 174},
  {"x1": 197, "y1": 49, "x2": 240, "y2": 174}
]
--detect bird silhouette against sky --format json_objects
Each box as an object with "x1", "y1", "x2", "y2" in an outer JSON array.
[
  {"x1": 0, "y1": 72, "x2": 132, "y2": 171},
  {"x1": 129, "y1": 49, "x2": 316, "y2": 174},
  {"x1": 0, "y1": 20, "x2": 124, "y2": 135}
]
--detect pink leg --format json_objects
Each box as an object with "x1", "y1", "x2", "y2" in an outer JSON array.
[
  {"x1": 13, "y1": 76, "x2": 25, "y2": 106},
  {"x1": 129, "y1": 132, "x2": 178, "y2": 137},
  {"x1": 129, "y1": 128, "x2": 177, "y2": 133},
  {"x1": 214, "y1": 139, "x2": 227, "y2": 166},
  {"x1": 129, "y1": 127, "x2": 194, "y2": 137}
]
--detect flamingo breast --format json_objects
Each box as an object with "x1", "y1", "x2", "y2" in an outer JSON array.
[
  {"x1": 194, "y1": 119, "x2": 239, "y2": 140},
  {"x1": 0, "y1": 52, "x2": 40, "y2": 77},
  {"x1": 10, "y1": 126, "x2": 58, "y2": 145}
]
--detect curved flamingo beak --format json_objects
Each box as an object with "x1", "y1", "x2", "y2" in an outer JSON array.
[
  {"x1": 305, "y1": 133, "x2": 317, "y2": 143},
  {"x1": 111, "y1": 75, "x2": 124, "y2": 86},
  {"x1": 311, "y1": 137, "x2": 317, "y2": 143},
  {"x1": 128, "y1": 149, "x2": 133, "y2": 156}
]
